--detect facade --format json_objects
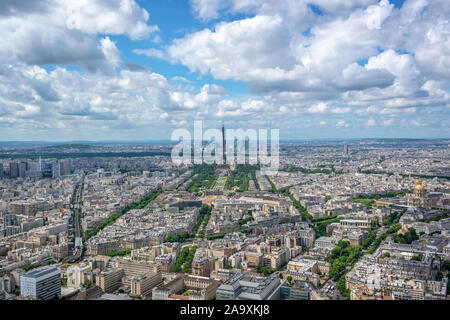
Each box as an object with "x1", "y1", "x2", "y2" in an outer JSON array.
[
  {"x1": 116, "y1": 259, "x2": 159, "y2": 278},
  {"x1": 52, "y1": 244, "x2": 69, "y2": 260},
  {"x1": 20, "y1": 266, "x2": 61, "y2": 300},
  {"x1": 18, "y1": 162, "x2": 27, "y2": 178},
  {"x1": 152, "y1": 274, "x2": 220, "y2": 300},
  {"x1": 314, "y1": 236, "x2": 336, "y2": 248},
  {"x1": 339, "y1": 219, "x2": 371, "y2": 229},
  {"x1": 130, "y1": 272, "x2": 162, "y2": 298},
  {"x1": 95, "y1": 269, "x2": 125, "y2": 293},
  {"x1": 9, "y1": 162, "x2": 19, "y2": 178},
  {"x1": 297, "y1": 228, "x2": 316, "y2": 247},
  {"x1": 67, "y1": 265, "x2": 91, "y2": 288},
  {"x1": 88, "y1": 241, "x2": 120, "y2": 255}
]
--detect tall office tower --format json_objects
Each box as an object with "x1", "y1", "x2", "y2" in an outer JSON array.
[
  {"x1": 26, "y1": 161, "x2": 42, "y2": 178},
  {"x1": 222, "y1": 124, "x2": 226, "y2": 164},
  {"x1": 59, "y1": 159, "x2": 71, "y2": 176},
  {"x1": 52, "y1": 162, "x2": 60, "y2": 178},
  {"x1": 58, "y1": 161, "x2": 65, "y2": 176},
  {"x1": 0, "y1": 163, "x2": 3, "y2": 178},
  {"x1": 9, "y1": 162, "x2": 19, "y2": 178},
  {"x1": 21, "y1": 266, "x2": 61, "y2": 300},
  {"x1": 28, "y1": 161, "x2": 40, "y2": 172},
  {"x1": 18, "y1": 162, "x2": 27, "y2": 178},
  {"x1": 344, "y1": 144, "x2": 349, "y2": 156}
]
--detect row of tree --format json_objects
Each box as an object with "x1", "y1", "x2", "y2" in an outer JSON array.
[
  {"x1": 173, "y1": 245, "x2": 198, "y2": 273},
  {"x1": 207, "y1": 234, "x2": 226, "y2": 240},
  {"x1": 197, "y1": 204, "x2": 213, "y2": 238},
  {"x1": 284, "y1": 189, "x2": 313, "y2": 221},
  {"x1": 326, "y1": 240, "x2": 363, "y2": 280},
  {"x1": 104, "y1": 249, "x2": 132, "y2": 257},
  {"x1": 165, "y1": 231, "x2": 191, "y2": 243}
]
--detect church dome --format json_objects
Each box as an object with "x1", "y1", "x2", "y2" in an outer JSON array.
[{"x1": 414, "y1": 178, "x2": 424, "y2": 190}]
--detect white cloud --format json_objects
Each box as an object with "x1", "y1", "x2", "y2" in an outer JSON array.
[
  {"x1": 331, "y1": 107, "x2": 351, "y2": 114},
  {"x1": 61, "y1": 0, "x2": 159, "y2": 40},
  {"x1": 0, "y1": 0, "x2": 449, "y2": 139},
  {"x1": 410, "y1": 119, "x2": 421, "y2": 126},
  {"x1": 365, "y1": 0, "x2": 393, "y2": 30},
  {"x1": 169, "y1": 0, "x2": 414, "y2": 99},
  {"x1": 336, "y1": 120, "x2": 350, "y2": 128},
  {"x1": 307, "y1": 102, "x2": 328, "y2": 114},
  {"x1": 165, "y1": 0, "x2": 450, "y2": 120},
  {"x1": 100, "y1": 37, "x2": 121, "y2": 68},
  {"x1": 168, "y1": 15, "x2": 295, "y2": 82},
  {"x1": 133, "y1": 48, "x2": 165, "y2": 59},
  {"x1": 171, "y1": 76, "x2": 191, "y2": 83},
  {"x1": 152, "y1": 34, "x2": 162, "y2": 43},
  {"x1": 0, "y1": 0, "x2": 158, "y2": 74}
]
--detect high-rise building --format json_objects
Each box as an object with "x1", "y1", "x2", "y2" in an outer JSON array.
[
  {"x1": 27, "y1": 161, "x2": 40, "y2": 172},
  {"x1": 222, "y1": 124, "x2": 226, "y2": 164},
  {"x1": 344, "y1": 144, "x2": 349, "y2": 156},
  {"x1": 59, "y1": 159, "x2": 71, "y2": 176},
  {"x1": 18, "y1": 162, "x2": 27, "y2": 178},
  {"x1": 0, "y1": 163, "x2": 3, "y2": 178},
  {"x1": 52, "y1": 162, "x2": 60, "y2": 178},
  {"x1": 52, "y1": 160, "x2": 71, "y2": 178},
  {"x1": 20, "y1": 266, "x2": 61, "y2": 300},
  {"x1": 9, "y1": 162, "x2": 19, "y2": 178},
  {"x1": 25, "y1": 161, "x2": 42, "y2": 178}
]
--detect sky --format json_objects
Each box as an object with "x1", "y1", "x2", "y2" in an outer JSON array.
[{"x1": 0, "y1": 0, "x2": 449, "y2": 141}]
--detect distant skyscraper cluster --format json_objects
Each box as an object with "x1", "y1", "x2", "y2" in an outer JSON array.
[
  {"x1": 0, "y1": 159, "x2": 74, "y2": 180},
  {"x1": 0, "y1": 160, "x2": 43, "y2": 179},
  {"x1": 52, "y1": 160, "x2": 71, "y2": 178}
]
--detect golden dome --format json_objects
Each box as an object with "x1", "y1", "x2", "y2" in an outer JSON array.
[{"x1": 414, "y1": 178, "x2": 424, "y2": 190}]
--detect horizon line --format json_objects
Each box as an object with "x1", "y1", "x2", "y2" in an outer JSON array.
[{"x1": 0, "y1": 137, "x2": 449, "y2": 144}]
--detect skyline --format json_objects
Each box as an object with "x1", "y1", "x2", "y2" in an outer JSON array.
[
  {"x1": 0, "y1": 137, "x2": 449, "y2": 145},
  {"x1": 0, "y1": 0, "x2": 449, "y2": 140}
]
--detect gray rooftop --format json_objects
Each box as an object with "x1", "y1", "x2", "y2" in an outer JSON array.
[{"x1": 23, "y1": 265, "x2": 59, "y2": 278}]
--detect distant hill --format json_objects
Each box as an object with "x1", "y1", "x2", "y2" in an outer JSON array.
[{"x1": 46, "y1": 144, "x2": 97, "y2": 150}]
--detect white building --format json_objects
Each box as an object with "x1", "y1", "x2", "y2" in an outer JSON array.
[
  {"x1": 67, "y1": 264, "x2": 91, "y2": 288},
  {"x1": 21, "y1": 266, "x2": 61, "y2": 300}
]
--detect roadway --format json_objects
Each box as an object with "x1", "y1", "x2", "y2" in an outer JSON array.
[{"x1": 68, "y1": 174, "x2": 85, "y2": 262}]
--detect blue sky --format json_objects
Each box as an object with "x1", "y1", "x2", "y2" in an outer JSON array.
[{"x1": 0, "y1": 0, "x2": 448, "y2": 141}]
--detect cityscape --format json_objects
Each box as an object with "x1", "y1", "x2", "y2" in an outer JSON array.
[
  {"x1": 0, "y1": 0, "x2": 449, "y2": 308},
  {"x1": 0, "y1": 138, "x2": 449, "y2": 301}
]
